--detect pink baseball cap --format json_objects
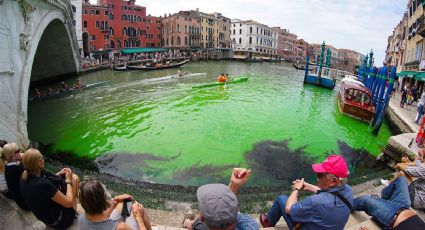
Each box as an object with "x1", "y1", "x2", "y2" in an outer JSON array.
[{"x1": 312, "y1": 155, "x2": 349, "y2": 179}]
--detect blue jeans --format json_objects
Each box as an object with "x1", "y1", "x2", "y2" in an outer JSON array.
[
  {"x1": 416, "y1": 105, "x2": 424, "y2": 124},
  {"x1": 267, "y1": 195, "x2": 295, "y2": 230},
  {"x1": 353, "y1": 177, "x2": 411, "y2": 230}
]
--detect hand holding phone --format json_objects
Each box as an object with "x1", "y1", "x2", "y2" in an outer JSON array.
[{"x1": 121, "y1": 199, "x2": 133, "y2": 217}]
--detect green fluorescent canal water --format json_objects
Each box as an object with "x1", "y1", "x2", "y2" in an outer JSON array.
[{"x1": 28, "y1": 61, "x2": 392, "y2": 186}]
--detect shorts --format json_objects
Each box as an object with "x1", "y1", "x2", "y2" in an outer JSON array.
[{"x1": 393, "y1": 215, "x2": 425, "y2": 230}]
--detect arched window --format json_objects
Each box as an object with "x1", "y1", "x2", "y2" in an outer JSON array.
[
  {"x1": 110, "y1": 40, "x2": 115, "y2": 48},
  {"x1": 177, "y1": 36, "x2": 181, "y2": 45},
  {"x1": 185, "y1": 36, "x2": 188, "y2": 45},
  {"x1": 249, "y1": 37, "x2": 252, "y2": 44},
  {"x1": 239, "y1": 38, "x2": 242, "y2": 44},
  {"x1": 171, "y1": 36, "x2": 174, "y2": 45},
  {"x1": 110, "y1": 27, "x2": 114, "y2": 35},
  {"x1": 122, "y1": 14, "x2": 127, "y2": 21},
  {"x1": 117, "y1": 40, "x2": 121, "y2": 48},
  {"x1": 124, "y1": 40, "x2": 128, "y2": 47},
  {"x1": 166, "y1": 38, "x2": 169, "y2": 46},
  {"x1": 177, "y1": 24, "x2": 180, "y2": 33},
  {"x1": 138, "y1": 16, "x2": 141, "y2": 22},
  {"x1": 123, "y1": 27, "x2": 127, "y2": 35},
  {"x1": 250, "y1": 27, "x2": 252, "y2": 33}
]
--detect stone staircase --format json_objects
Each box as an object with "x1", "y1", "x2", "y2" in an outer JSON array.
[{"x1": 1, "y1": 178, "x2": 424, "y2": 230}]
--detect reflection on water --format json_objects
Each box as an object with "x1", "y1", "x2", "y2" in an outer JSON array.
[{"x1": 28, "y1": 61, "x2": 392, "y2": 186}]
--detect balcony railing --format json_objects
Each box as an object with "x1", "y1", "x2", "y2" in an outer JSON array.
[{"x1": 418, "y1": 15, "x2": 425, "y2": 37}]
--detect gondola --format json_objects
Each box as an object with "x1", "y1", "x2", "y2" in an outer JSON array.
[
  {"x1": 126, "y1": 59, "x2": 190, "y2": 71},
  {"x1": 293, "y1": 64, "x2": 305, "y2": 70},
  {"x1": 112, "y1": 65, "x2": 127, "y2": 71}
]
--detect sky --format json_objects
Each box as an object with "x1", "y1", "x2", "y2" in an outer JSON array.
[{"x1": 96, "y1": 0, "x2": 408, "y2": 65}]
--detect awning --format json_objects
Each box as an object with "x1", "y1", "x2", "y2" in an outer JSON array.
[
  {"x1": 120, "y1": 48, "x2": 168, "y2": 54},
  {"x1": 396, "y1": 71, "x2": 420, "y2": 77},
  {"x1": 415, "y1": 72, "x2": 425, "y2": 81}
]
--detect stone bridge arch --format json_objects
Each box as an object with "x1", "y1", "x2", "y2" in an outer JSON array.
[{"x1": 0, "y1": 0, "x2": 80, "y2": 148}]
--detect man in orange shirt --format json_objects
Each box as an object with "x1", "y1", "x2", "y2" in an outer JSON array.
[{"x1": 218, "y1": 73, "x2": 228, "y2": 83}]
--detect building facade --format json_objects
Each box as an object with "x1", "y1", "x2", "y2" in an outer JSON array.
[
  {"x1": 161, "y1": 10, "x2": 201, "y2": 50},
  {"x1": 200, "y1": 12, "x2": 219, "y2": 48},
  {"x1": 274, "y1": 27, "x2": 297, "y2": 61},
  {"x1": 71, "y1": 0, "x2": 83, "y2": 57},
  {"x1": 402, "y1": 0, "x2": 423, "y2": 71},
  {"x1": 216, "y1": 13, "x2": 231, "y2": 48},
  {"x1": 231, "y1": 19, "x2": 278, "y2": 60},
  {"x1": 308, "y1": 43, "x2": 364, "y2": 72},
  {"x1": 295, "y1": 39, "x2": 309, "y2": 62},
  {"x1": 82, "y1": 0, "x2": 161, "y2": 57}
]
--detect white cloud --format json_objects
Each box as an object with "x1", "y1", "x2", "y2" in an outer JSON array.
[{"x1": 94, "y1": 0, "x2": 407, "y2": 65}]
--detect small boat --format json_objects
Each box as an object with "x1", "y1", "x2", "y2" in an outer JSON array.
[
  {"x1": 29, "y1": 81, "x2": 109, "y2": 102},
  {"x1": 192, "y1": 77, "x2": 248, "y2": 89},
  {"x1": 126, "y1": 59, "x2": 190, "y2": 71},
  {"x1": 337, "y1": 77, "x2": 375, "y2": 122},
  {"x1": 293, "y1": 64, "x2": 305, "y2": 70},
  {"x1": 145, "y1": 72, "x2": 206, "y2": 83},
  {"x1": 112, "y1": 65, "x2": 127, "y2": 71}
]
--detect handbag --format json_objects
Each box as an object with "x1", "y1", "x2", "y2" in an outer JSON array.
[{"x1": 43, "y1": 171, "x2": 67, "y2": 194}]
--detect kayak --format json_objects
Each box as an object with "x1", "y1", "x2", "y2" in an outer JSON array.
[{"x1": 192, "y1": 77, "x2": 248, "y2": 88}]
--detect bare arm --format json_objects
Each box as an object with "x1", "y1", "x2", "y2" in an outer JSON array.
[
  {"x1": 285, "y1": 178, "x2": 304, "y2": 214},
  {"x1": 51, "y1": 184, "x2": 74, "y2": 208},
  {"x1": 228, "y1": 168, "x2": 251, "y2": 195}
]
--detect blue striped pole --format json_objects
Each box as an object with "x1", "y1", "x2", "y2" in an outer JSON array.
[
  {"x1": 371, "y1": 67, "x2": 382, "y2": 106},
  {"x1": 366, "y1": 67, "x2": 376, "y2": 90},
  {"x1": 372, "y1": 66, "x2": 388, "y2": 125},
  {"x1": 373, "y1": 66, "x2": 395, "y2": 134},
  {"x1": 304, "y1": 56, "x2": 310, "y2": 84}
]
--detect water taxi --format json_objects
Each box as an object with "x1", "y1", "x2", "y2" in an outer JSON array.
[{"x1": 337, "y1": 76, "x2": 375, "y2": 122}]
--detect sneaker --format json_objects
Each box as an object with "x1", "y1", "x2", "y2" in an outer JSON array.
[{"x1": 380, "y1": 179, "x2": 389, "y2": 186}]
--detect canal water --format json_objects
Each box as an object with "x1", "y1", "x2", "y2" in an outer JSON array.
[{"x1": 28, "y1": 61, "x2": 392, "y2": 186}]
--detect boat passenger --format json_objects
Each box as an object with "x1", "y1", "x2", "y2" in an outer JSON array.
[
  {"x1": 34, "y1": 88, "x2": 42, "y2": 99},
  {"x1": 74, "y1": 79, "x2": 85, "y2": 90},
  {"x1": 218, "y1": 73, "x2": 228, "y2": 83},
  {"x1": 60, "y1": 82, "x2": 69, "y2": 93},
  {"x1": 47, "y1": 88, "x2": 54, "y2": 96},
  {"x1": 177, "y1": 68, "x2": 183, "y2": 77}
]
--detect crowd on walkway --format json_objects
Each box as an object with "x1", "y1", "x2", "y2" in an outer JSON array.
[{"x1": 1, "y1": 139, "x2": 425, "y2": 230}]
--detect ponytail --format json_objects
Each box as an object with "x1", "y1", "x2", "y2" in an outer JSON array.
[
  {"x1": 21, "y1": 149, "x2": 43, "y2": 182},
  {"x1": 22, "y1": 169, "x2": 29, "y2": 181}
]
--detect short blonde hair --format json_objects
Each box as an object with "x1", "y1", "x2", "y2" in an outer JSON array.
[
  {"x1": 2, "y1": 143, "x2": 19, "y2": 161},
  {"x1": 21, "y1": 149, "x2": 43, "y2": 181}
]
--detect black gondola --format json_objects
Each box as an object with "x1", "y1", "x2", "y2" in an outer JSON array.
[{"x1": 126, "y1": 59, "x2": 190, "y2": 71}]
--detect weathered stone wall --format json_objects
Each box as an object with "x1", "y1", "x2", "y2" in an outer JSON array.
[{"x1": 0, "y1": 0, "x2": 79, "y2": 147}]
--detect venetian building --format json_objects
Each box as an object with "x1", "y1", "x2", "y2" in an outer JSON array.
[
  {"x1": 231, "y1": 19, "x2": 278, "y2": 60},
  {"x1": 161, "y1": 10, "x2": 201, "y2": 52}
]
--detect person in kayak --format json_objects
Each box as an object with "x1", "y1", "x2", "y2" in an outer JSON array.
[
  {"x1": 177, "y1": 68, "x2": 183, "y2": 77},
  {"x1": 218, "y1": 73, "x2": 228, "y2": 83}
]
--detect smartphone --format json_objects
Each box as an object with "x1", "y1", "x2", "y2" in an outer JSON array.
[{"x1": 121, "y1": 199, "x2": 133, "y2": 217}]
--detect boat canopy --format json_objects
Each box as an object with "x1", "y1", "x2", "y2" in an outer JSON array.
[
  {"x1": 415, "y1": 72, "x2": 425, "y2": 81},
  {"x1": 120, "y1": 48, "x2": 168, "y2": 54}
]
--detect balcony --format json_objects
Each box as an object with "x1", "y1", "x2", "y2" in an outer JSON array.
[
  {"x1": 416, "y1": 16, "x2": 425, "y2": 37},
  {"x1": 405, "y1": 60, "x2": 420, "y2": 67}
]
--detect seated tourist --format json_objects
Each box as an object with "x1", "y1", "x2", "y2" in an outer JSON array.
[
  {"x1": 259, "y1": 155, "x2": 353, "y2": 230},
  {"x1": 381, "y1": 149, "x2": 425, "y2": 209},
  {"x1": 3, "y1": 142, "x2": 29, "y2": 210},
  {"x1": 353, "y1": 176, "x2": 425, "y2": 229},
  {"x1": 182, "y1": 168, "x2": 259, "y2": 230},
  {"x1": 20, "y1": 149, "x2": 79, "y2": 229},
  {"x1": 0, "y1": 146, "x2": 8, "y2": 196},
  {"x1": 78, "y1": 179, "x2": 152, "y2": 230},
  {"x1": 74, "y1": 79, "x2": 85, "y2": 90}
]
